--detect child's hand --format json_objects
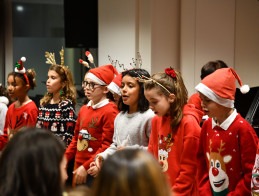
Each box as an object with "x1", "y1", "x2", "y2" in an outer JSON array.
[
  {"x1": 118, "y1": 146, "x2": 126, "y2": 151},
  {"x1": 73, "y1": 165, "x2": 87, "y2": 184},
  {"x1": 87, "y1": 164, "x2": 99, "y2": 177},
  {"x1": 95, "y1": 155, "x2": 103, "y2": 169}
]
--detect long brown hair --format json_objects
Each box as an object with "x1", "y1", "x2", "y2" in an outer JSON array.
[
  {"x1": 144, "y1": 70, "x2": 188, "y2": 132},
  {"x1": 92, "y1": 149, "x2": 172, "y2": 196},
  {"x1": 40, "y1": 64, "x2": 76, "y2": 106}
]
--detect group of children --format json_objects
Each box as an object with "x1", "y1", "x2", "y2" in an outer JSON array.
[{"x1": 0, "y1": 48, "x2": 258, "y2": 196}]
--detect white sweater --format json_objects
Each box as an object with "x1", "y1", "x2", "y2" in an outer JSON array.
[
  {"x1": 0, "y1": 96, "x2": 9, "y2": 135},
  {"x1": 98, "y1": 109, "x2": 155, "y2": 160}
]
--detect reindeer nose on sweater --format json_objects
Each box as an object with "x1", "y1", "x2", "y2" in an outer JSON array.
[
  {"x1": 160, "y1": 161, "x2": 164, "y2": 167},
  {"x1": 212, "y1": 167, "x2": 219, "y2": 176},
  {"x1": 78, "y1": 135, "x2": 83, "y2": 141}
]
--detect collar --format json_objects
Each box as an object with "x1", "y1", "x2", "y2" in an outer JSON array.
[
  {"x1": 87, "y1": 99, "x2": 109, "y2": 109},
  {"x1": 212, "y1": 109, "x2": 237, "y2": 130}
]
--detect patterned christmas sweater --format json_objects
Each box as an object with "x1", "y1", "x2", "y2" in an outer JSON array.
[
  {"x1": 197, "y1": 110, "x2": 258, "y2": 196},
  {"x1": 36, "y1": 100, "x2": 77, "y2": 147},
  {"x1": 148, "y1": 104, "x2": 202, "y2": 196},
  {"x1": 65, "y1": 99, "x2": 119, "y2": 170},
  {"x1": 252, "y1": 142, "x2": 259, "y2": 195},
  {"x1": 0, "y1": 100, "x2": 38, "y2": 150}
]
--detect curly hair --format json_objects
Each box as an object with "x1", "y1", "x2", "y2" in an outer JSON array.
[
  {"x1": 40, "y1": 64, "x2": 77, "y2": 107},
  {"x1": 144, "y1": 70, "x2": 188, "y2": 132},
  {"x1": 11, "y1": 69, "x2": 37, "y2": 90}
]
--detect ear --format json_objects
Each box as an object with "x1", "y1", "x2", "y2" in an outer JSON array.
[
  {"x1": 168, "y1": 93, "x2": 175, "y2": 103},
  {"x1": 103, "y1": 86, "x2": 109, "y2": 94},
  {"x1": 25, "y1": 84, "x2": 30, "y2": 91}
]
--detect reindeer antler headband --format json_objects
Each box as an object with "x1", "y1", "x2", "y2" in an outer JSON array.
[{"x1": 45, "y1": 47, "x2": 65, "y2": 67}]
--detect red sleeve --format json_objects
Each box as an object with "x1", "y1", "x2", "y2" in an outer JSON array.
[
  {"x1": 26, "y1": 107, "x2": 38, "y2": 127},
  {"x1": 197, "y1": 123, "x2": 213, "y2": 195},
  {"x1": 82, "y1": 109, "x2": 118, "y2": 170},
  {"x1": 172, "y1": 117, "x2": 201, "y2": 195},
  {"x1": 65, "y1": 112, "x2": 81, "y2": 162},
  {"x1": 147, "y1": 118, "x2": 158, "y2": 157},
  {"x1": 228, "y1": 122, "x2": 258, "y2": 195}
]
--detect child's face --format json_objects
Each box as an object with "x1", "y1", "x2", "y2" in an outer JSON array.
[
  {"x1": 47, "y1": 70, "x2": 64, "y2": 94},
  {"x1": 7, "y1": 75, "x2": 26, "y2": 99},
  {"x1": 82, "y1": 75, "x2": 108, "y2": 105},
  {"x1": 199, "y1": 93, "x2": 230, "y2": 120},
  {"x1": 121, "y1": 75, "x2": 140, "y2": 108},
  {"x1": 144, "y1": 88, "x2": 172, "y2": 117}
]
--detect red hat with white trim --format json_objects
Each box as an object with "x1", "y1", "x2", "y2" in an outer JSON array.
[
  {"x1": 107, "y1": 73, "x2": 122, "y2": 96},
  {"x1": 15, "y1": 57, "x2": 26, "y2": 73},
  {"x1": 195, "y1": 68, "x2": 249, "y2": 108},
  {"x1": 87, "y1": 64, "x2": 119, "y2": 85}
]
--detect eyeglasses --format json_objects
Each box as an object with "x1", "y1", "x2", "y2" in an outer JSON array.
[{"x1": 82, "y1": 81, "x2": 106, "y2": 90}]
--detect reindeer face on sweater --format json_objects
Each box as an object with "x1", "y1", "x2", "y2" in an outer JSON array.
[{"x1": 77, "y1": 129, "x2": 97, "y2": 152}]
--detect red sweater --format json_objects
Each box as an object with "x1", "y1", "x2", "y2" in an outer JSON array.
[
  {"x1": 148, "y1": 104, "x2": 202, "y2": 196},
  {"x1": 0, "y1": 100, "x2": 38, "y2": 150},
  {"x1": 65, "y1": 101, "x2": 119, "y2": 170},
  {"x1": 188, "y1": 93, "x2": 204, "y2": 124},
  {"x1": 198, "y1": 113, "x2": 258, "y2": 196}
]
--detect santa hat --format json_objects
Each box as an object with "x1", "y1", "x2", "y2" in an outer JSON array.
[
  {"x1": 14, "y1": 57, "x2": 26, "y2": 73},
  {"x1": 87, "y1": 64, "x2": 119, "y2": 85},
  {"x1": 107, "y1": 73, "x2": 122, "y2": 96},
  {"x1": 195, "y1": 68, "x2": 250, "y2": 108}
]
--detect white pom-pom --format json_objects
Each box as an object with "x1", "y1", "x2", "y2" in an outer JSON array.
[
  {"x1": 21, "y1": 57, "x2": 26, "y2": 62},
  {"x1": 240, "y1": 84, "x2": 250, "y2": 94}
]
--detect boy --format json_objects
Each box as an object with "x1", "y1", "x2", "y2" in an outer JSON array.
[
  {"x1": 195, "y1": 68, "x2": 258, "y2": 195},
  {"x1": 65, "y1": 64, "x2": 119, "y2": 186}
]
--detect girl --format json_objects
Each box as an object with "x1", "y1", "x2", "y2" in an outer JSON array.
[
  {"x1": 36, "y1": 49, "x2": 77, "y2": 148},
  {"x1": 143, "y1": 67, "x2": 202, "y2": 195},
  {"x1": 88, "y1": 68, "x2": 155, "y2": 177},
  {"x1": 0, "y1": 57, "x2": 38, "y2": 151},
  {"x1": 0, "y1": 127, "x2": 67, "y2": 196},
  {"x1": 92, "y1": 149, "x2": 172, "y2": 196}
]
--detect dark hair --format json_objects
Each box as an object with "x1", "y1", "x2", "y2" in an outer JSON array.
[
  {"x1": 200, "y1": 60, "x2": 228, "y2": 79},
  {"x1": 92, "y1": 149, "x2": 171, "y2": 196},
  {"x1": 0, "y1": 128, "x2": 65, "y2": 196},
  {"x1": 144, "y1": 69, "x2": 188, "y2": 132},
  {"x1": 118, "y1": 69, "x2": 150, "y2": 113},
  {"x1": 0, "y1": 84, "x2": 12, "y2": 106},
  {"x1": 11, "y1": 69, "x2": 37, "y2": 90}
]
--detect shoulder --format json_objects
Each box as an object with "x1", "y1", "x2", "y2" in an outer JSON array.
[
  {"x1": 59, "y1": 100, "x2": 74, "y2": 108},
  {"x1": 141, "y1": 109, "x2": 155, "y2": 118}
]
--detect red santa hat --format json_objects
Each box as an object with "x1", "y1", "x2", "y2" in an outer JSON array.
[
  {"x1": 107, "y1": 73, "x2": 122, "y2": 96},
  {"x1": 14, "y1": 57, "x2": 26, "y2": 73},
  {"x1": 87, "y1": 64, "x2": 119, "y2": 85},
  {"x1": 195, "y1": 68, "x2": 250, "y2": 108}
]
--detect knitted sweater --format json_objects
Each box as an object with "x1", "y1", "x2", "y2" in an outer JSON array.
[
  {"x1": 0, "y1": 100, "x2": 38, "y2": 150},
  {"x1": 65, "y1": 99, "x2": 119, "y2": 170},
  {"x1": 36, "y1": 100, "x2": 77, "y2": 147},
  {"x1": 148, "y1": 104, "x2": 202, "y2": 196},
  {"x1": 0, "y1": 96, "x2": 9, "y2": 135},
  {"x1": 251, "y1": 142, "x2": 259, "y2": 194},
  {"x1": 198, "y1": 110, "x2": 258, "y2": 196},
  {"x1": 98, "y1": 109, "x2": 155, "y2": 160}
]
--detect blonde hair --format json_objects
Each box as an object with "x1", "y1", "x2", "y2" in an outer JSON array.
[
  {"x1": 144, "y1": 70, "x2": 188, "y2": 132},
  {"x1": 40, "y1": 64, "x2": 76, "y2": 107},
  {"x1": 92, "y1": 149, "x2": 172, "y2": 196}
]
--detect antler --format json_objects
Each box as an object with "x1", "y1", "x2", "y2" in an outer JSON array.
[
  {"x1": 60, "y1": 47, "x2": 64, "y2": 66},
  {"x1": 45, "y1": 52, "x2": 56, "y2": 65},
  {"x1": 217, "y1": 140, "x2": 225, "y2": 154}
]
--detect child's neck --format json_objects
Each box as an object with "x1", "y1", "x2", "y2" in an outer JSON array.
[
  {"x1": 215, "y1": 108, "x2": 234, "y2": 125},
  {"x1": 50, "y1": 92, "x2": 61, "y2": 104},
  {"x1": 91, "y1": 96, "x2": 107, "y2": 106},
  {"x1": 129, "y1": 104, "x2": 138, "y2": 114},
  {"x1": 15, "y1": 95, "x2": 30, "y2": 108}
]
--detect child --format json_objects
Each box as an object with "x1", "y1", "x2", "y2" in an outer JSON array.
[
  {"x1": 0, "y1": 84, "x2": 11, "y2": 135},
  {"x1": 87, "y1": 69, "x2": 155, "y2": 177},
  {"x1": 36, "y1": 48, "x2": 77, "y2": 148},
  {"x1": 188, "y1": 60, "x2": 228, "y2": 124},
  {"x1": 195, "y1": 68, "x2": 258, "y2": 195},
  {"x1": 91, "y1": 149, "x2": 172, "y2": 196},
  {"x1": 0, "y1": 127, "x2": 66, "y2": 196},
  {"x1": 0, "y1": 57, "x2": 38, "y2": 151},
  {"x1": 65, "y1": 64, "x2": 119, "y2": 186},
  {"x1": 143, "y1": 67, "x2": 202, "y2": 195}
]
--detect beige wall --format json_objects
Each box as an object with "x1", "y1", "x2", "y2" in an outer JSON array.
[{"x1": 98, "y1": 0, "x2": 259, "y2": 95}]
